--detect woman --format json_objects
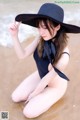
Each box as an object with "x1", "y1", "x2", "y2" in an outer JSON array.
[{"x1": 9, "y1": 3, "x2": 80, "y2": 118}]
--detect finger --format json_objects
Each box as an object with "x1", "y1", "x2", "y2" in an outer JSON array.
[
  {"x1": 15, "y1": 21, "x2": 21, "y2": 27},
  {"x1": 24, "y1": 100, "x2": 29, "y2": 104},
  {"x1": 9, "y1": 22, "x2": 19, "y2": 30},
  {"x1": 10, "y1": 24, "x2": 16, "y2": 30},
  {"x1": 9, "y1": 24, "x2": 15, "y2": 30}
]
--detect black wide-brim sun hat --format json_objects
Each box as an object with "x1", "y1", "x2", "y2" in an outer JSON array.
[{"x1": 15, "y1": 3, "x2": 80, "y2": 33}]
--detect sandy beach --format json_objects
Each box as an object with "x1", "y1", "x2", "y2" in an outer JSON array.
[
  {"x1": 0, "y1": 34, "x2": 80, "y2": 120},
  {"x1": 0, "y1": 0, "x2": 80, "y2": 120}
]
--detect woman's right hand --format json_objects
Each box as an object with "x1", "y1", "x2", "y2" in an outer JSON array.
[{"x1": 9, "y1": 21, "x2": 21, "y2": 38}]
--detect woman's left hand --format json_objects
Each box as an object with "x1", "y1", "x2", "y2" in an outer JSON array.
[
  {"x1": 25, "y1": 93, "x2": 35, "y2": 104},
  {"x1": 28, "y1": 93, "x2": 34, "y2": 101}
]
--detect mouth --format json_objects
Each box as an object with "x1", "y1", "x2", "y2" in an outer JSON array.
[
  {"x1": 42, "y1": 36, "x2": 46, "y2": 39},
  {"x1": 42, "y1": 36, "x2": 49, "y2": 40}
]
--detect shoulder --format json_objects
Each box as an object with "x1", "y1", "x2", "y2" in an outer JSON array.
[
  {"x1": 55, "y1": 46, "x2": 70, "y2": 71},
  {"x1": 63, "y1": 46, "x2": 70, "y2": 54},
  {"x1": 61, "y1": 46, "x2": 70, "y2": 58},
  {"x1": 61, "y1": 46, "x2": 70, "y2": 62}
]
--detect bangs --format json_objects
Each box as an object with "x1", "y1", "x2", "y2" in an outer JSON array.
[
  {"x1": 36, "y1": 18, "x2": 58, "y2": 36},
  {"x1": 36, "y1": 18, "x2": 48, "y2": 28}
]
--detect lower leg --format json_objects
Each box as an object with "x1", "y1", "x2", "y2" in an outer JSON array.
[
  {"x1": 11, "y1": 71, "x2": 40, "y2": 102},
  {"x1": 23, "y1": 81, "x2": 68, "y2": 118}
]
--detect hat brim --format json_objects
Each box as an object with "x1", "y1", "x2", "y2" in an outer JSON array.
[{"x1": 15, "y1": 14, "x2": 80, "y2": 33}]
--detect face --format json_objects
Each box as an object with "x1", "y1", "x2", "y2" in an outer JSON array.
[{"x1": 38, "y1": 20, "x2": 60, "y2": 41}]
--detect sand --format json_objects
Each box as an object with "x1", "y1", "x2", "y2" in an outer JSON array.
[
  {"x1": 0, "y1": 34, "x2": 80, "y2": 120},
  {"x1": 0, "y1": 0, "x2": 80, "y2": 120}
]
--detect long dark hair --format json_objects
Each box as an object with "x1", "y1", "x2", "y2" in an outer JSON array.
[{"x1": 36, "y1": 18, "x2": 68, "y2": 65}]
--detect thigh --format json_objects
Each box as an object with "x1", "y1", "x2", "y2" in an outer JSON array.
[
  {"x1": 11, "y1": 70, "x2": 41, "y2": 102},
  {"x1": 23, "y1": 79, "x2": 68, "y2": 118}
]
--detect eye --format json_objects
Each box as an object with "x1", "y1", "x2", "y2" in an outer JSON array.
[
  {"x1": 38, "y1": 25, "x2": 47, "y2": 29},
  {"x1": 42, "y1": 25, "x2": 47, "y2": 29},
  {"x1": 38, "y1": 22, "x2": 47, "y2": 29}
]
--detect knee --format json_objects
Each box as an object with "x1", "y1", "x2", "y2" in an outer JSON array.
[
  {"x1": 23, "y1": 106, "x2": 38, "y2": 118},
  {"x1": 11, "y1": 92, "x2": 20, "y2": 103}
]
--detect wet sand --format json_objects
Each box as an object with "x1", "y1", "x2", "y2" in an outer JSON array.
[
  {"x1": 0, "y1": 0, "x2": 80, "y2": 120},
  {"x1": 0, "y1": 34, "x2": 80, "y2": 120}
]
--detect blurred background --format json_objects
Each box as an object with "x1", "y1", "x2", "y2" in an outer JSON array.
[
  {"x1": 0, "y1": 0, "x2": 80, "y2": 47},
  {"x1": 0, "y1": 1, "x2": 80, "y2": 120}
]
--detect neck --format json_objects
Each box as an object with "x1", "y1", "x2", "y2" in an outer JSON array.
[{"x1": 44, "y1": 37, "x2": 55, "y2": 43}]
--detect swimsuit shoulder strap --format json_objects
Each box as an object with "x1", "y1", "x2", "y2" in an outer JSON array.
[{"x1": 62, "y1": 52, "x2": 70, "y2": 57}]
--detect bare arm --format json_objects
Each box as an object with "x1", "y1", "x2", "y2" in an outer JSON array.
[
  {"x1": 9, "y1": 22, "x2": 40, "y2": 59},
  {"x1": 27, "y1": 47, "x2": 70, "y2": 101}
]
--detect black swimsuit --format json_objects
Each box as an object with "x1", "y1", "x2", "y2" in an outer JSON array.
[{"x1": 33, "y1": 40, "x2": 69, "y2": 81}]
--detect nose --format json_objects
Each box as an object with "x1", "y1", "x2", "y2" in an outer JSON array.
[{"x1": 38, "y1": 27, "x2": 45, "y2": 36}]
